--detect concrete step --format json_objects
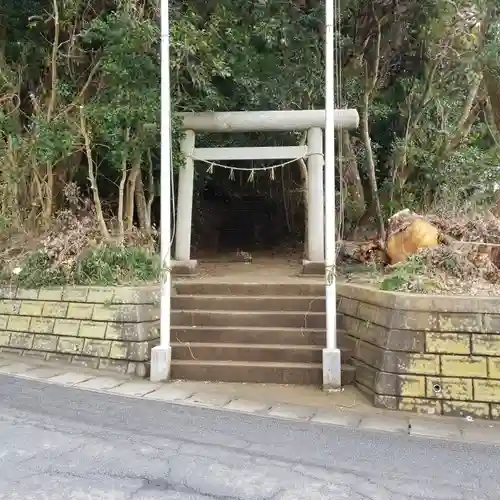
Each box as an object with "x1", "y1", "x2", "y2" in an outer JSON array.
[
  {"x1": 341, "y1": 334, "x2": 357, "y2": 353},
  {"x1": 172, "y1": 310, "x2": 327, "y2": 329},
  {"x1": 171, "y1": 359, "x2": 356, "y2": 385},
  {"x1": 174, "y1": 282, "x2": 325, "y2": 297},
  {"x1": 171, "y1": 342, "x2": 352, "y2": 364},
  {"x1": 172, "y1": 295, "x2": 326, "y2": 312},
  {"x1": 171, "y1": 326, "x2": 328, "y2": 346},
  {"x1": 341, "y1": 364, "x2": 356, "y2": 385}
]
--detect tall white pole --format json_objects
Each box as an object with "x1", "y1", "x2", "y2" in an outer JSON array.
[
  {"x1": 150, "y1": 0, "x2": 172, "y2": 382},
  {"x1": 322, "y1": 0, "x2": 341, "y2": 390}
]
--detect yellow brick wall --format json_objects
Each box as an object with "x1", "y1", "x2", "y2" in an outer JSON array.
[
  {"x1": 396, "y1": 349, "x2": 500, "y2": 419},
  {"x1": 339, "y1": 284, "x2": 500, "y2": 420},
  {"x1": 0, "y1": 285, "x2": 159, "y2": 377}
]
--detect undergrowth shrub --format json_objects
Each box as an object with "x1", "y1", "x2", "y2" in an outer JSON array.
[
  {"x1": 72, "y1": 246, "x2": 161, "y2": 285},
  {"x1": 14, "y1": 252, "x2": 67, "y2": 288},
  {"x1": 2, "y1": 246, "x2": 160, "y2": 288},
  {"x1": 379, "y1": 255, "x2": 436, "y2": 293}
]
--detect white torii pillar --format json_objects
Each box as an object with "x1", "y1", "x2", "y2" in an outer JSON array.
[
  {"x1": 306, "y1": 127, "x2": 324, "y2": 263},
  {"x1": 174, "y1": 130, "x2": 196, "y2": 274}
]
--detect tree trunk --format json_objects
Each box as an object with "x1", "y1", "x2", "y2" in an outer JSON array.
[
  {"x1": 361, "y1": 88, "x2": 385, "y2": 241},
  {"x1": 79, "y1": 106, "x2": 110, "y2": 241},
  {"x1": 125, "y1": 152, "x2": 142, "y2": 231},
  {"x1": 135, "y1": 170, "x2": 149, "y2": 232},
  {"x1": 145, "y1": 148, "x2": 155, "y2": 233},
  {"x1": 117, "y1": 128, "x2": 130, "y2": 245},
  {"x1": 484, "y1": 69, "x2": 500, "y2": 135},
  {"x1": 340, "y1": 130, "x2": 365, "y2": 230},
  {"x1": 359, "y1": 5, "x2": 385, "y2": 241},
  {"x1": 43, "y1": 162, "x2": 54, "y2": 224}
]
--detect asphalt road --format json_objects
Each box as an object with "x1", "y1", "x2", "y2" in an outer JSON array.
[{"x1": 0, "y1": 375, "x2": 499, "y2": 500}]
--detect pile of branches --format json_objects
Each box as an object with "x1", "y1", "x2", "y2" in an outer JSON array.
[
  {"x1": 427, "y1": 212, "x2": 500, "y2": 247},
  {"x1": 417, "y1": 245, "x2": 500, "y2": 286},
  {"x1": 340, "y1": 209, "x2": 500, "y2": 294},
  {"x1": 425, "y1": 211, "x2": 500, "y2": 272},
  {"x1": 40, "y1": 208, "x2": 103, "y2": 274},
  {"x1": 0, "y1": 187, "x2": 157, "y2": 280}
]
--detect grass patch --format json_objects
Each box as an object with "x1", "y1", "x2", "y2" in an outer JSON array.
[
  {"x1": 1, "y1": 246, "x2": 161, "y2": 288},
  {"x1": 379, "y1": 255, "x2": 437, "y2": 293},
  {"x1": 73, "y1": 246, "x2": 161, "y2": 285}
]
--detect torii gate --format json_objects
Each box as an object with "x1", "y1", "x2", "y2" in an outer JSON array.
[
  {"x1": 171, "y1": 109, "x2": 359, "y2": 275},
  {"x1": 151, "y1": 0, "x2": 359, "y2": 391}
]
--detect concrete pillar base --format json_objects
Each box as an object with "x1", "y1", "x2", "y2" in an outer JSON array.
[
  {"x1": 171, "y1": 259, "x2": 198, "y2": 276},
  {"x1": 150, "y1": 345, "x2": 172, "y2": 382},
  {"x1": 301, "y1": 259, "x2": 325, "y2": 276},
  {"x1": 322, "y1": 348, "x2": 342, "y2": 392}
]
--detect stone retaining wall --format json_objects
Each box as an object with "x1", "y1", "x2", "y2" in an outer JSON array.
[
  {"x1": 337, "y1": 283, "x2": 500, "y2": 419},
  {"x1": 0, "y1": 286, "x2": 159, "y2": 376}
]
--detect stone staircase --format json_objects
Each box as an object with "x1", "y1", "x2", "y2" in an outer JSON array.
[{"x1": 170, "y1": 282, "x2": 355, "y2": 386}]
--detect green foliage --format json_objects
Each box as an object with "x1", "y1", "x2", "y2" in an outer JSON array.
[
  {"x1": 380, "y1": 255, "x2": 436, "y2": 293},
  {"x1": 12, "y1": 252, "x2": 67, "y2": 289},
  {"x1": 170, "y1": 0, "x2": 324, "y2": 112},
  {"x1": 82, "y1": 11, "x2": 160, "y2": 168},
  {"x1": 2, "y1": 247, "x2": 160, "y2": 288},
  {"x1": 0, "y1": 215, "x2": 11, "y2": 232},
  {"x1": 72, "y1": 246, "x2": 160, "y2": 285},
  {"x1": 1, "y1": 0, "x2": 500, "y2": 271},
  {"x1": 31, "y1": 118, "x2": 78, "y2": 165}
]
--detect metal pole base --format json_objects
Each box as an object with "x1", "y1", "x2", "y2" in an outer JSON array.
[
  {"x1": 322, "y1": 348, "x2": 342, "y2": 392},
  {"x1": 150, "y1": 345, "x2": 172, "y2": 382}
]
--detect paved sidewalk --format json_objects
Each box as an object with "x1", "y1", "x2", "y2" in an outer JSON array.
[{"x1": 2, "y1": 352, "x2": 500, "y2": 445}]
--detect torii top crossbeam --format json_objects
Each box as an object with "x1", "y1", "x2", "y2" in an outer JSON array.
[{"x1": 176, "y1": 109, "x2": 359, "y2": 133}]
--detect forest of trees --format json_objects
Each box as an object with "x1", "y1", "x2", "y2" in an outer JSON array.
[{"x1": 1, "y1": 0, "x2": 499, "y2": 285}]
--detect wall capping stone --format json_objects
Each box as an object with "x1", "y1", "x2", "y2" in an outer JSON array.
[
  {"x1": 337, "y1": 282, "x2": 500, "y2": 314},
  {"x1": 0, "y1": 285, "x2": 160, "y2": 304}
]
